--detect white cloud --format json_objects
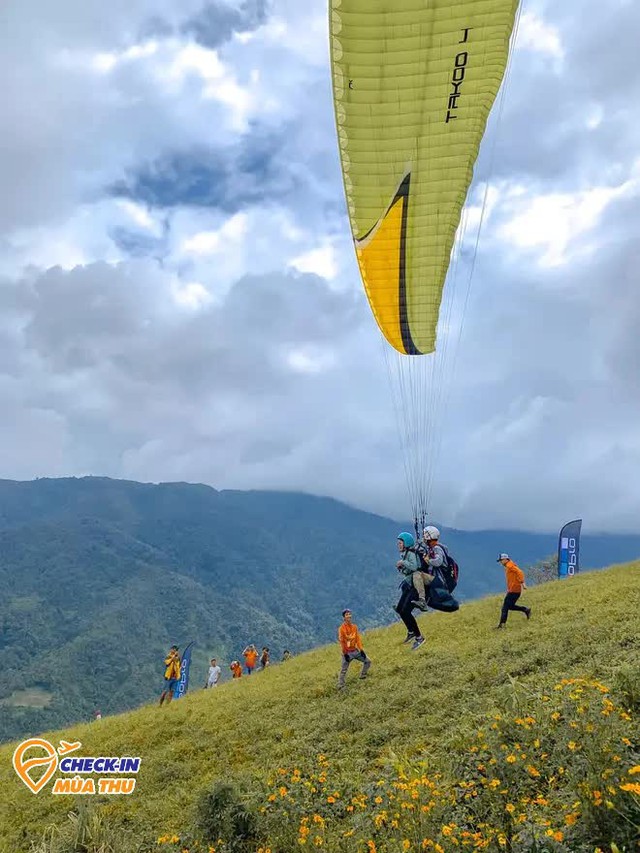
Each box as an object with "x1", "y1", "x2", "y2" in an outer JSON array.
[
  {"x1": 497, "y1": 178, "x2": 637, "y2": 268},
  {"x1": 181, "y1": 212, "x2": 249, "y2": 256},
  {"x1": 516, "y1": 10, "x2": 564, "y2": 63},
  {"x1": 289, "y1": 245, "x2": 338, "y2": 280}
]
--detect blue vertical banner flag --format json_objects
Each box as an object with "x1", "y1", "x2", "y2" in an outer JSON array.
[
  {"x1": 558, "y1": 519, "x2": 582, "y2": 578},
  {"x1": 174, "y1": 641, "x2": 195, "y2": 699}
]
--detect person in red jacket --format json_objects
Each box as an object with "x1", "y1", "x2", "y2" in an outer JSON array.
[
  {"x1": 337, "y1": 608, "x2": 371, "y2": 689},
  {"x1": 496, "y1": 553, "x2": 531, "y2": 628}
]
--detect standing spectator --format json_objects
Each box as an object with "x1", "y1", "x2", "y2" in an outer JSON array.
[
  {"x1": 337, "y1": 609, "x2": 371, "y2": 689},
  {"x1": 160, "y1": 644, "x2": 181, "y2": 706},
  {"x1": 242, "y1": 644, "x2": 258, "y2": 675},
  {"x1": 205, "y1": 658, "x2": 221, "y2": 688}
]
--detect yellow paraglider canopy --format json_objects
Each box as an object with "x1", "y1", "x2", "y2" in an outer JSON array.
[{"x1": 330, "y1": 0, "x2": 520, "y2": 355}]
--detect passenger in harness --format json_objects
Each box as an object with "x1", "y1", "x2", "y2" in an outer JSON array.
[
  {"x1": 413, "y1": 525, "x2": 446, "y2": 610},
  {"x1": 416, "y1": 525, "x2": 459, "y2": 601}
]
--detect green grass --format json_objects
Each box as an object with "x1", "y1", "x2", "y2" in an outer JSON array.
[{"x1": 2, "y1": 564, "x2": 639, "y2": 853}]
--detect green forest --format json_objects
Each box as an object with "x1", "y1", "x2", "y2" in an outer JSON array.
[{"x1": 1, "y1": 476, "x2": 639, "y2": 744}]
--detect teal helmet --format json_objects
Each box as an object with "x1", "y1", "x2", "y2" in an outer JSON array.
[{"x1": 397, "y1": 532, "x2": 415, "y2": 548}]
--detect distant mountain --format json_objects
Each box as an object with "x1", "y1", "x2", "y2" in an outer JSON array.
[{"x1": 0, "y1": 476, "x2": 638, "y2": 743}]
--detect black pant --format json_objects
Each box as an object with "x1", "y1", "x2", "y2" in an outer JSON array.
[
  {"x1": 396, "y1": 582, "x2": 421, "y2": 637},
  {"x1": 500, "y1": 592, "x2": 528, "y2": 624}
]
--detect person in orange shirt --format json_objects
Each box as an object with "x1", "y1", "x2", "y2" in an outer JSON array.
[
  {"x1": 242, "y1": 644, "x2": 258, "y2": 675},
  {"x1": 338, "y1": 608, "x2": 371, "y2": 689},
  {"x1": 496, "y1": 553, "x2": 531, "y2": 628},
  {"x1": 230, "y1": 660, "x2": 243, "y2": 679}
]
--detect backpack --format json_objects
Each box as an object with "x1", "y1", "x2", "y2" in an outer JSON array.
[
  {"x1": 437, "y1": 543, "x2": 459, "y2": 593},
  {"x1": 417, "y1": 543, "x2": 459, "y2": 592}
]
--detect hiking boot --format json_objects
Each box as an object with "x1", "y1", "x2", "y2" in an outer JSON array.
[
  {"x1": 414, "y1": 598, "x2": 428, "y2": 611},
  {"x1": 525, "y1": 608, "x2": 532, "y2": 620},
  {"x1": 411, "y1": 636, "x2": 425, "y2": 650},
  {"x1": 494, "y1": 624, "x2": 504, "y2": 630},
  {"x1": 402, "y1": 632, "x2": 416, "y2": 644}
]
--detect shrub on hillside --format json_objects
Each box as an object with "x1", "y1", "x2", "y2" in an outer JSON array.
[
  {"x1": 526, "y1": 556, "x2": 558, "y2": 586},
  {"x1": 192, "y1": 781, "x2": 261, "y2": 852}
]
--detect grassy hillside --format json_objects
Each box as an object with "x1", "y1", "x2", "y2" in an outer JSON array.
[
  {"x1": 2, "y1": 563, "x2": 639, "y2": 853},
  {"x1": 2, "y1": 476, "x2": 640, "y2": 744}
]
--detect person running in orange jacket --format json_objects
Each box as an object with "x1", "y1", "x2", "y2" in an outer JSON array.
[
  {"x1": 230, "y1": 660, "x2": 243, "y2": 679},
  {"x1": 337, "y1": 608, "x2": 371, "y2": 689},
  {"x1": 496, "y1": 553, "x2": 531, "y2": 628}
]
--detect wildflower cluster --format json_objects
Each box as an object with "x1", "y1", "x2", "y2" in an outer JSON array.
[
  {"x1": 250, "y1": 680, "x2": 638, "y2": 852},
  {"x1": 445, "y1": 678, "x2": 639, "y2": 851},
  {"x1": 156, "y1": 835, "x2": 220, "y2": 853},
  {"x1": 150, "y1": 679, "x2": 637, "y2": 852}
]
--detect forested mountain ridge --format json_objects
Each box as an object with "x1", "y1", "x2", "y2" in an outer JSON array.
[{"x1": 1, "y1": 476, "x2": 638, "y2": 743}]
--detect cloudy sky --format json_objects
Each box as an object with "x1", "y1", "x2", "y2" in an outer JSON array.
[{"x1": 2, "y1": 0, "x2": 639, "y2": 532}]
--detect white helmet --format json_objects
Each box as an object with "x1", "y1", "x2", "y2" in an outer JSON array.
[
  {"x1": 423, "y1": 525, "x2": 440, "y2": 540},
  {"x1": 497, "y1": 553, "x2": 510, "y2": 562}
]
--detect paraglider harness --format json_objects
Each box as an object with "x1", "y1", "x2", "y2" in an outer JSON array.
[
  {"x1": 412, "y1": 514, "x2": 459, "y2": 594},
  {"x1": 416, "y1": 543, "x2": 459, "y2": 593},
  {"x1": 397, "y1": 545, "x2": 459, "y2": 614}
]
